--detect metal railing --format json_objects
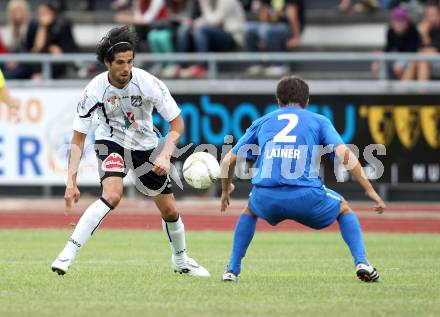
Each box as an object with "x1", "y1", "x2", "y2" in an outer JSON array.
[{"x1": 2, "y1": 52, "x2": 440, "y2": 80}]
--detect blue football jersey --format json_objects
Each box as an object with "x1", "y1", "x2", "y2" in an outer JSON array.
[{"x1": 231, "y1": 106, "x2": 344, "y2": 187}]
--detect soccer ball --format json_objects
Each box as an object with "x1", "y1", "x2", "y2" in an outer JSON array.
[{"x1": 182, "y1": 152, "x2": 221, "y2": 189}]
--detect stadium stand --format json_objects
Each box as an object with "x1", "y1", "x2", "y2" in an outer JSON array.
[{"x1": 1, "y1": 0, "x2": 437, "y2": 80}]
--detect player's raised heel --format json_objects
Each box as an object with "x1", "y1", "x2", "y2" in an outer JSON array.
[
  {"x1": 356, "y1": 263, "x2": 380, "y2": 282},
  {"x1": 51, "y1": 257, "x2": 73, "y2": 276},
  {"x1": 172, "y1": 257, "x2": 210, "y2": 277},
  {"x1": 222, "y1": 271, "x2": 239, "y2": 282}
]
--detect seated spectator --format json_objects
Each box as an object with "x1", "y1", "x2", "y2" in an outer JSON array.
[
  {"x1": 114, "y1": 0, "x2": 169, "y2": 51},
  {"x1": 2, "y1": 0, "x2": 34, "y2": 79},
  {"x1": 27, "y1": 2, "x2": 79, "y2": 79},
  {"x1": 244, "y1": 0, "x2": 304, "y2": 77},
  {"x1": 372, "y1": 6, "x2": 421, "y2": 80},
  {"x1": 176, "y1": 0, "x2": 246, "y2": 78},
  {"x1": 147, "y1": 0, "x2": 195, "y2": 77},
  {"x1": 417, "y1": 1, "x2": 440, "y2": 80}
]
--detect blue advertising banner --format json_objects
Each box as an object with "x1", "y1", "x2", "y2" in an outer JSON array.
[{"x1": 152, "y1": 94, "x2": 440, "y2": 185}]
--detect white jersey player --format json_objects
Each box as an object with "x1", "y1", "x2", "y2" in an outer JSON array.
[
  {"x1": 51, "y1": 26, "x2": 210, "y2": 277},
  {"x1": 74, "y1": 66, "x2": 180, "y2": 151}
]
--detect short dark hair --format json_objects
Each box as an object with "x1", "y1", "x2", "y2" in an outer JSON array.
[
  {"x1": 96, "y1": 25, "x2": 138, "y2": 64},
  {"x1": 276, "y1": 76, "x2": 309, "y2": 108}
]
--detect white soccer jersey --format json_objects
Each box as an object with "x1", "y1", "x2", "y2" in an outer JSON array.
[{"x1": 73, "y1": 67, "x2": 181, "y2": 151}]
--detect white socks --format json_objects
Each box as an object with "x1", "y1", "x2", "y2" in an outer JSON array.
[
  {"x1": 58, "y1": 200, "x2": 187, "y2": 267},
  {"x1": 162, "y1": 215, "x2": 188, "y2": 265},
  {"x1": 58, "y1": 198, "x2": 113, "y2": 260}
]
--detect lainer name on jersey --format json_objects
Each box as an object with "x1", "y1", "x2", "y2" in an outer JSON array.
[{"x1": 265, "y1": 147, "x2": 301, "y2": 159}]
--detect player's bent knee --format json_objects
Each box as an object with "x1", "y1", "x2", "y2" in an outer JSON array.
[
  {"x1": 154, "y1": 194, "x2": 178, "y2": 221},
  {"x1": 339, "y1": 200, "x2": 353, "y2": 216},
  {"x1": 161, "y1": 207, "x2": 179, "y2": 221},
  {"x1": 102, "y1": 192, "x2": 122, "y2": 208},
  {"x1": 157, "y1": 200, "x2": 178, "y2": 220},
  {"x1": 243, "y1": 207, "x2": 257, "y2": 218}
]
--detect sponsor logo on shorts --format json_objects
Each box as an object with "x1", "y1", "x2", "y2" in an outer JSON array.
[{"x1": 102, "y1": 153, "x2": 125, "y2": 172}]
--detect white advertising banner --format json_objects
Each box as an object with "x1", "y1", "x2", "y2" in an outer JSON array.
[{"x1": 0, "y1": 88, "x2": 100, "y2": 185}]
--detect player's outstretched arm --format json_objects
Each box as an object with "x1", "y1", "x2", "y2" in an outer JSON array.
[
  {"x1": 64, "y1": 131, "x2": 87, "y2": 213},
  {"x1": 220, "y1": 152, "x2": 237, "y2": 212},
  {"x1": 334, "y1": 144, "x2": 386, "y2": 214}
]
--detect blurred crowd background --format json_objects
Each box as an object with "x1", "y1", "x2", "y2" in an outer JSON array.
[{"x1": 0, "y1": 0, "x2": 439, "y2": 80}]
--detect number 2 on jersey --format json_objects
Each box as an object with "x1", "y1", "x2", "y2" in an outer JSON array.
[{"x1": 273, "y1": 114, "x2": 299, "y2": 143}]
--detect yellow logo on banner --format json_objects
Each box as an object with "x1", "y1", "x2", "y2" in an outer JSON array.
[
  {"x1": 361, "y1": 105, "x2": 440, "y2": 149},
  {"x1": 393, "y1": 106, "x2": 421, "y2": 149},
  {"x1": 362, "y1": 106, "x2": 395, "y2": 146},
  {"x1": 420, "y1": 106, "x2": 440, "y2": 149}
]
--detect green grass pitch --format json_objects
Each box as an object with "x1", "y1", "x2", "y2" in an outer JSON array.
[{"x1": 1, "y1": 230, "x2": 439, "y2": 317}]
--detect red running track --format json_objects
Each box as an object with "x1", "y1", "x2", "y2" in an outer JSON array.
[{"x1": 1, "y1": 211, "x2": 440, "y2": 233}]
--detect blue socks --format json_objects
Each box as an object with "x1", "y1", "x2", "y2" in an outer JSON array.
[
  {"x1": 227, "y1": 211, "x2": 367, "y2": 274},
  {"x1": 338, "y1": 212, "x2": 368, "y2": 266},
  {"x1": 226, "y1": 213, "x2": 257, "y2": 275}
]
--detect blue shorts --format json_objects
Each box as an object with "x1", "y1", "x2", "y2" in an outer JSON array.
[{"x1": 248, "y1": 185, "x2": 343, "y2": 229}]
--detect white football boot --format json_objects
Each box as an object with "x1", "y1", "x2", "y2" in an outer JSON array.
[
  {"x1": 51, "y1": 256, "x2": 75, "y2": 276},
  {"x1": 356, "y1": 263, "x2": 380, "y2": 282},
  {"x1": 172, "y1": 256, "x2": 210, "y2": 277},
  {"x1": 222, "y1": 271, "x2": 239, "y2": 282}
]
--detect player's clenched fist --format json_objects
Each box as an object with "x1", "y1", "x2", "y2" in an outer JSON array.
[{"x1": 64, "y1": 186, "x2": 80, "y2": 213}]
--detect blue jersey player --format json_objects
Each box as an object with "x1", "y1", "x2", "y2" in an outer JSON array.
[{"x1": 220, "y1": 76, "x2": 386, "y2": 282}]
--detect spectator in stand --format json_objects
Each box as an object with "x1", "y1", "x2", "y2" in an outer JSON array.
[
  {"x1": 372, "y1": 6, "x2": 421, "y2": 80},
  {"x1": 173, "y1": 0, "x2": 245, "y2": 78},
  {"x1": 147, "y1": 0, "x2": 196, "y2": 77},
  {"x1": 244, "y1": 0, "x2": 305, "y2": 77},
  {"x1": 114, "y1": 0, "x2": 169, "y2": 51},
  {"x1": 2, "y1": 0, "x2": 34, "y2": 79},
  {"x1": 417, "y1": 1, "x2": 440, "y2": 80},
  {"x1": 26, "y1": 2, "x2": 79, "y2": 79}
]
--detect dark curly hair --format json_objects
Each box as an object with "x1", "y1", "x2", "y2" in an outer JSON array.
[
  {"x1": 276, "y1": 76, "x2": 309, "y2": 108},
  {"x1": 96, "y1": 25, "x2": 138, "y2": 64}
]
